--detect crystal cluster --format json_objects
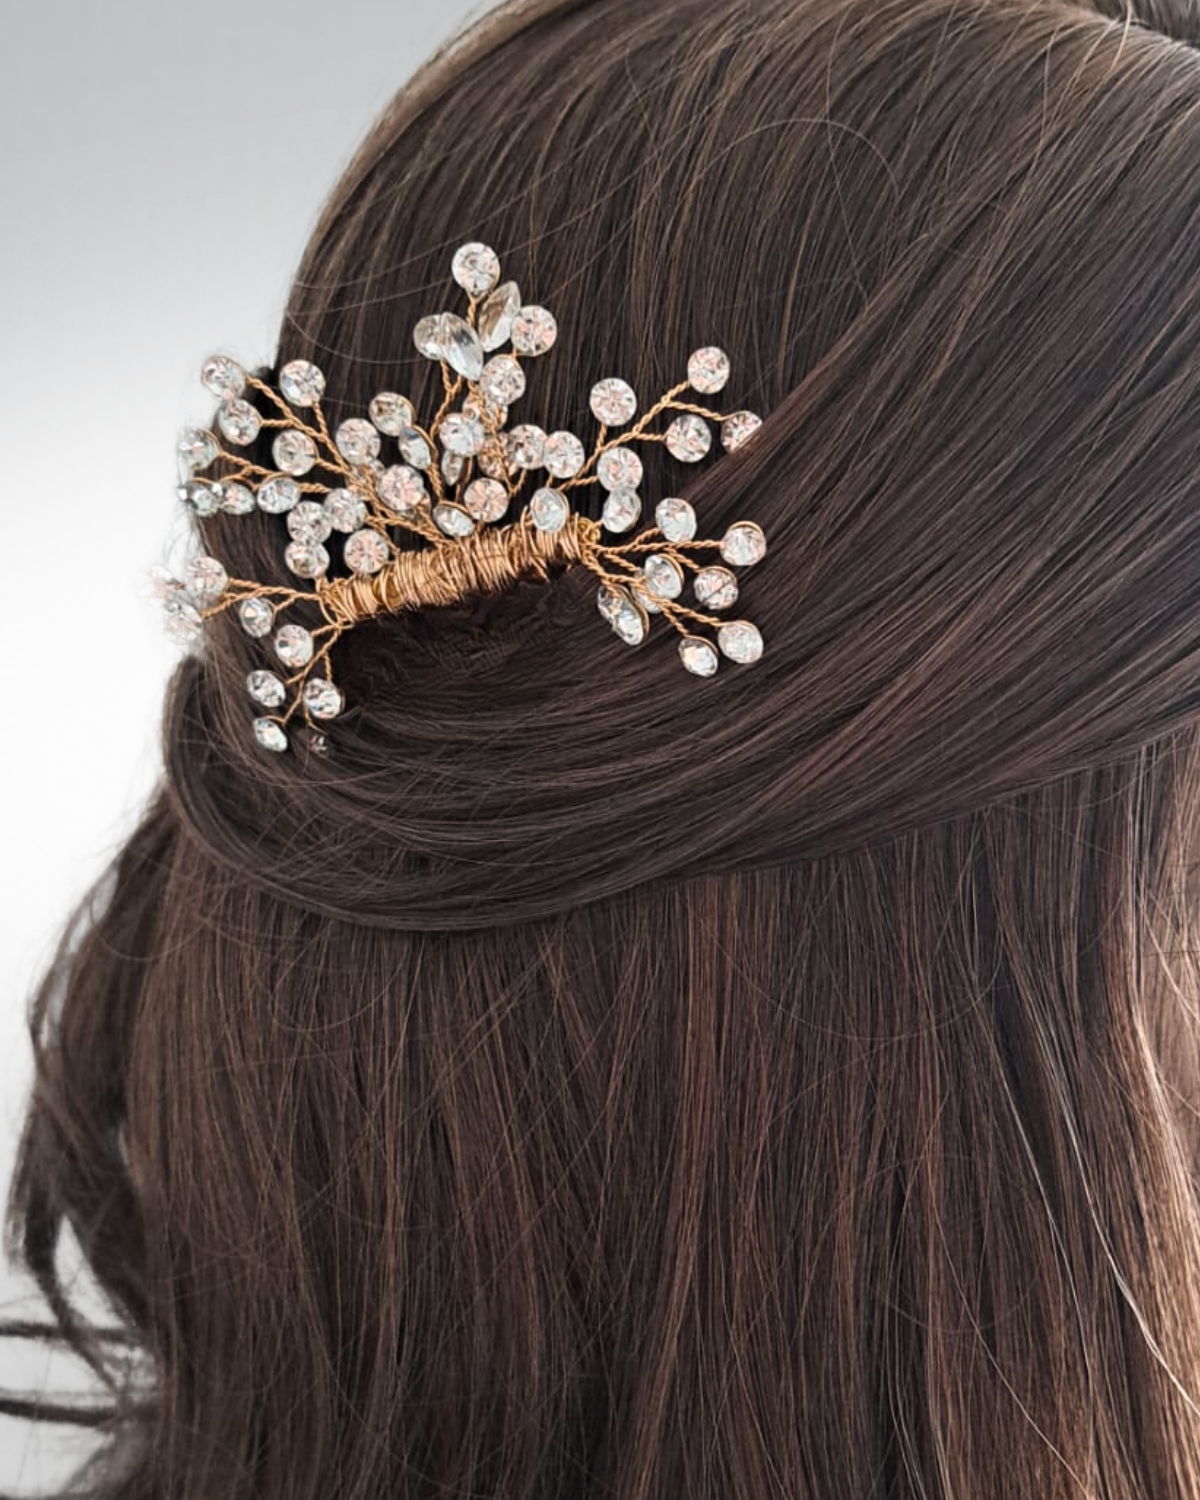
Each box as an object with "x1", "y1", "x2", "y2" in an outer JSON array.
[{"x1": 156, "y1": 241, "x2": 768, "y2": 752}]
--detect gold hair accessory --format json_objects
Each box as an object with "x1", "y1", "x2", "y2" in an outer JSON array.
[{"x1": 154, "y1": 242, "x2": 768, "y2": 753}]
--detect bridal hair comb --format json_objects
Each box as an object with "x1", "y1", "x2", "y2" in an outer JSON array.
[{"x1": 153, "y1": 241, "x2": 769, "y2": 753}]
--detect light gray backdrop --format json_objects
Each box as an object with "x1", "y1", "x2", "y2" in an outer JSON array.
[{"x1": 0, "y1": 0, "x2": 486, "y2": 1486}]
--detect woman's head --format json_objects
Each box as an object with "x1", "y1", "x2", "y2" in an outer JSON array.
[{"x1": 10, "y1": 0, "x2": 1200, "y2": 1495}]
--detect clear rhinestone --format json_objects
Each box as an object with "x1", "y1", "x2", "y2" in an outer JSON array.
[
  {"x1": 441, "y1": 313, "x2": 486, "y2": 381},
  {"x1": 597, "y1": 584, "x2": 625, "y2": 625},
  {"x1": 679, "y1": 635, "x2": 719, "y2": 676},
  {"x1": 693, "y1": 565, "x2": 738, "y2": 609},
  {"x1": 507, "y1": 424, "x2": 546, "y2": 469},
  {"x1": 687, "y1": 347, "x2": 731, "y2": 394},
  {"x1": 601, "y1": 488, "x2": 641, "y2": 533},
  {"x1": 480, "y1": 355, "x2": 526, "y2": 407},
  {"x1": 511, "y1": 305, "x2": 557, "y2": 356},
  {"x1": 202, "y1": 355, "x2": 246, "y2": 399},
  {"x1": 451, "y1": 242, "x2": 501, "y2": 296},
  {"x1": 631, "y1": 580, "x2": 661, "y2": 615},
  {"x1": 275, "y1": 624, "x2": 313, "y2": 668},
  {"x1": 477, "y1": 444, "x2": 509, "y2": 479},
  {"x1": 368, "y1": 392, "x2": 414, "y2": 436},
  {"x1": 719, "y1": 521, "x2": 767, "y2": 566},
  {"x1": 644, "y1": 553, "x2": 684, "y2": 600},
  {"x1": 377, "y1": 464, "x2": 427, "y2": 514},
  {"x1": 177, "y1": 480, "x2": 221, "y2": 516},
  {"x1": 589, "y1": 378, "x2": 637, "y2": 426},
  {"x1": 257, "y1": 476, "x2": 300, "y2": 514},
  {"x1": 303, "y1": 678, "x2": 343, "y2": 720},
  {"x1": 442, "y1": 451, "x2": 465, "y2": 485},
  {"x1": 336, "y1": 418, "x2": 381, "y2": 465},
  {"x1": 239, "y1": 597, "x2": 274, "y2": 637},
  {"x1": 478, "y1": 280, "x2": 520, "y2": 351},
  {"x1": 184, "y1": 555, "x2": 228, "y2": 604},
  {"x1": 247, "y1": 669, "x2": 286, "y2": 707},
  {"x1": 398, "y1": 427, "x2": 433, "y2": 469},
  {"x1": 439, "y1": 412, "x2": 487, "y2": 456},
  {"x1": 529, "y1": 487, "x2": 569, "y2": 532},
  {"x1": 721, "y1": 411, "x2": 763, "y2": 451},
  {"x1": 279, "y1": 360, "x2": 326, "y2": 407},
  {"x1": 542, "y1": 430, "x2": 586, "y2": 478},
  {"x1": 253, "y1": 718, "x2": 288, "y2": 753},
  {"x1": 596, "y1": 584, "x2": 647, "y2": 646},
  {"x1": 324, "y1": 489, "x2": 367, "y2": 532},
  {"x1": 287, "y1": 501, "x2": 332, "y2": 544},
  {"x1": 718, "y1": 620, "x2": 763, "y2": 663},
  {"x1": 362, "y1": 456, "x2": 386, "y2": 481},
  {"x1": 344, "y1": 527, "x2": 389, "y2": 574},
  {"x1": 163, "y1": 596, "x2": 204, "y2": 647},
  {"x1": 414, "y1": 314, "x2": 446, "y2": 359},
  {"x1": 665, "y1": 413, "x2": 712, "y2": 462},
  {"x1": 178, "y1": 427, "x2": 217, "y2": 474},
  {"x1": 433, "y1": 502, "x2": 475, "y2": 537},
  {"x1": 285, "y1": 540, "x2": 330, "y2": 578},
  {"x1": 655, "y1": 497, "x2": 697, "y2": 542},
  {"x1": 596, "y1": 446, "x2": 643, "y2": 491},
  {"x1": 217, "y1": 398, "x2": 261, "y2": 446},
  {"x1": 273, "y1": 429, "x2": 318, "y2": 476},
  {"x1": 463, "y1": 389, "x2": 506, "y2": 426},
  {"x1": 217, "y1": 480, "x2": 255, "y2": 515},
  {"x1": 463, "y1": 477, "x2": 509, "y2": 523}
]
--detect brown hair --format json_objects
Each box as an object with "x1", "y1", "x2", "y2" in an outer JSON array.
[{"x1": 10, "y1": 0, "x2": 1200, "y2": 1493}]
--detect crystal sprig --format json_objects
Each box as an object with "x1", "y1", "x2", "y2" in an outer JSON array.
[{"x1": 155, "y1": 241, "x2": 768, "y2": 753}]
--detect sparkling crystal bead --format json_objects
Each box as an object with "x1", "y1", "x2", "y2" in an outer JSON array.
[
  {"x1": 218, "y1": 397, "x2": 261, "y2": 446},
  {"x1": 477, "y1": 444, "x2": 508, "y2": 479},
  {"x1": 275, "y1": 624, "x2": 313, "y2": 668},
  {"x1": 287, "y1": 501, "x2": 332, "y2": 544},
  {"x1": 596, "y1": 446, "x2": 643, "y2": 491},
  {"x1": 343, "y1": 527, "x2": 389, "y2": 574},
  {"x1": 253, "y1": 718, "x2": 288, "y2": 753},
  {"x1": 368, "y1": 391, "x2": 414, "y2": 436},
  {"x1": 721, "y1": 411, "x2": 763, "y2": 451},
  {"x1": 178, "y1": 427, "x2": 218, "y2": 474},
  {"x1": 439, "y1": 412, "x2": 487, "y2": 456},
  {"x1": 377, "y1": 464, "x2": 427, "y2": 514},
  {"x1": 463, "y1": 389, "x2": 506, "y2": 426},
  {"x1": 398, "y1": 427, "x2": 433, "y2": 469},
  {"x1": 185, "y1": 554, "x2": 228, "y2": 604},
  {"x1": 257, "y1": 476, "x2": 301, "y2": 513},
  {"x1": 719, "y1": 521, "x2": 767, "y2": 566},
  {"x1": 478, "y1": 281, "x2": 520, "y2": 351},
  {"x1": 687, "y1": 347, "x2": 731, "y2": 394},
  {"x1": 217, "y1": 480, "x2": 255, "y2": 515},
  {"x1": 601, "y1": 488, "x2": 641, "y2": 533},
  {"x1": 247, "y1": 669, "x2": 286, "y2": 708},
  {"x1": 511, "y1": 305, "x2": 557, "y2": 356},
  {"x1": 507, "y1": 424, "x2": 546, "y2": 469},
  {"x1": 655, "y1": 497, "x2": 697, "y2": 542},
  {"x1": 324, "y1": 488, "x2": 367, "y2": 532},
  {"x1": 441, "y1": 451, "x2": 465, "y2": 485},
  {"x1": 441, "y1": 313, "x2": 486, "y2": 380},
  {"x1": 273, "y1": 429, "x2": 318, "y2": 476},
  {"x1": 529, "y1": 487, "x2": 569, "y2": 532},
  {"x1": 597, "y1": 585, "x2": 648, "y2": 646},
  {"x1": 718, "y1": 619, "x2": 763, "y2": 663},
  {"x1": 589, "y1": 378, "x2": 637, "y2": 426},
  {"x1": 665, "y1": 413, "x2": 712, "y2": 462},
  {"x1": 463, "y1": 477, "x2": 509, "y2": 523},
  {"x1": 433, "y1": 501, "x2": 475, "y2": 537},
  {"x1": 201, "y1": 355, "x2": 246, "y2": 399},
  {"x1": 177, "y1": 480, "x2": 221, "y2": 516},
  {"x1": 644, "y1": 553, "x2": 684, "y2": 601},
  {"x1": 239, "y1": 597, "x2": 274, "y2": 637},
  {"x1": 631, "y1": 580, "x2": 662, "y2": 615},
  {"x1": 163, "y1": 596, "x2": 204, "y2": 647},
  {"x1": 279, "y1": 359, "x2": 326, "y2": 406},
  {"x1": 693, "y1": 565, "x2": 738, "y2": 609},
  {"x1": 451, "y1": 242, "x2": 501, "y2": 296},
  {"x1": 285, "y1": 540, "x2": 330, "y2": 578},
  {"x1": 679, "y1": 635, "x2": 719, "y2": 676},
  {"x1": 542, "y1": 431, "x2": 585, "y2": 478},
  {"x1": 336, "y1": 418, "x2": 381, "y2": 465},
  {"x1": 303, "y1": 678, "x2": 343, "y2": 721},
  {"x1": 413, "y1": 314, "x2": 446, "y2": 359},
  {"x1": 480, "y1": 354, "x2": 526, "y2": 407}
]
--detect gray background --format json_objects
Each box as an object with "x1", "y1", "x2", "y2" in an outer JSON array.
[{"x1": 1, "y1": 0, "x2": 483, "y2": 1486}]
